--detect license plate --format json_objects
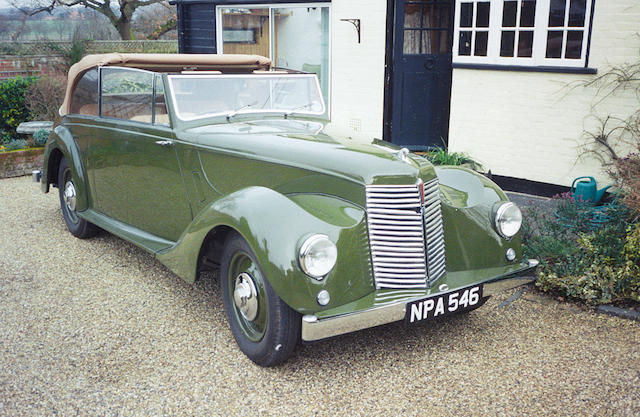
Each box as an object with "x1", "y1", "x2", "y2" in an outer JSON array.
[{"x1": 405, "y1": 284, "x2": 486, "y2": 324}]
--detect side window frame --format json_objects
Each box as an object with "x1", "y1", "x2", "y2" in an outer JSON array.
[{"x1": 98, "y1": 66, "x2": 156, "y2": 124}]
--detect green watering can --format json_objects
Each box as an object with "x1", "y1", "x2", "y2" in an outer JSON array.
[{"x1": 571, "y1": 176, "x2": 612, "y2": 204}]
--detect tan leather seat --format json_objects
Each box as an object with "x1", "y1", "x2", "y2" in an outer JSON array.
[
  {"x1": 78, "y1": 103, "x2": 98, "y2": 116},
  {"x1": 130, "y1": 113, "x2": 170, "y2": 125}
]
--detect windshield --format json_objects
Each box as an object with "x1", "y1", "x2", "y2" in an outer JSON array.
[{"x1": 167, "y1": 74, "x2": 325, "y2": 121}]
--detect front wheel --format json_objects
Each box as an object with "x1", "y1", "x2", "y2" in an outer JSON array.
[
  {"x1": 57, "y1": 156, "x2": 98, "y2": 239},
  {"x1": 220, "y1": 233, "x2": 300, "y2": 366}
]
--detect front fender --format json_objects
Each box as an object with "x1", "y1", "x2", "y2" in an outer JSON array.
[
  {"x1": 41, "y1": 124, "x2": 89, "y2": 212},
  {"x1": 157, "y1": 187, "x2": 375, "y2": 314},
  {"x1": 436, "y1": 166, "x2": 522, "y2": 272}
]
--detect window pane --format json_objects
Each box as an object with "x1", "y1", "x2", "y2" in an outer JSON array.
[
  {"x1": 440, "y1": 30, "x2": 451, "y2": 53},
  {"x1": 520, "y1": 0, "x2": 536, "y2": 27},
  {"x1": 548, "y1": 0, "x2": 566, "y2": 27},
  {"x1": 404, "y1": 29, "x2": 421, "y2": 54},
  {"x1": 502, "y1": 1, "x2": 517, "y2": 27},
  {"x1": 500, "y1": 30, "x2": 515, "y2": 56},
  {"x1": 518, "y1": 31, "x2": 534, "y2": 57},
  {"x1": 422, "y1": 5, "x2": 438, "y2": 28},
  {"x1": 101, "y1": 68, "x2": 153, "y2": 121},
  {"x1": 273, "y1": 7, "x2": 330, "y2": 106},
  {"x1": 546, "y1": 30, "x2": 563, "y2": 58},
  {"x1": 440, "y1": 2, "x2": 451, "y2": 28},
  {"x1": 460, "y1": 2, "x2": 473, "y2": 28},
  {"x1": 405, "y1": 4, "x2": 422, "y2": 28},
  {"x1": 422, "y1": 30, "x2": 439, "y2": 54},
  {"x1": 70, "y1": 68, "x2": 98, "y2": 115},
  {"x1": 568, "y1": 0, "x2": 586, "y2": 27},
  {"x1": 459, "y1": 31, "x2": 472, "y2": 55},
  {"x1": 220, "y1": 8, "x2": 270, "y2": 58},
  {"x1": 565, "y1": 30, "x2": 584, "y2": 58},
  {"x1": 476, "y1": 2, "x2": 490, "y2": 28},
  {"x1": 475, "y1": 31, "x2": 488, "y2": 56}
]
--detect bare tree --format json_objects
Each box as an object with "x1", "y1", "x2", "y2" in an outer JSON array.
[
  {"x1": 133, "y1": 1, "x2": 176, "y2": 40},
  {"x1": 13, "y1": 0, "x2": 175, "y2": 40}
]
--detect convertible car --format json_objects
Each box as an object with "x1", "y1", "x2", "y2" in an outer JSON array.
[{"x1": 37, "y1": 53, "x2": 537, "y2": 366}]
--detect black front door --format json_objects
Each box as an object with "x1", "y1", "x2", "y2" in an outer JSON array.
[{"x1": 389, "y1": 0, "x2": 454, "y2": 150}]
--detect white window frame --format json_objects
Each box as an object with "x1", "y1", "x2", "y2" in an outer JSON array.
[
  {"x1": 453, "y1": 0, "x2": 593, "y2": 67},
  {"x1": 215, "y1": 3, "x2": 332, "y2": 112}
]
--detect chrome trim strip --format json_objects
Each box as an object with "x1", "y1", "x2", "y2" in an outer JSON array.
[{"x1": 301, "y1": 260, "x2": 539, "y2": 341}]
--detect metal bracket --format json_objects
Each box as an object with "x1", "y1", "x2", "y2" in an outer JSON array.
[{"x1": 340, "y1": 18, "x2": 361, "y2": 44}]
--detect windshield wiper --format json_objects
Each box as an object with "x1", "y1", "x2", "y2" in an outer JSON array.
[
  {"x1": 284, "y1": 103, "x2": 314, "y2": 117},
  {"x1": 225, "y1": 101, "x2": 258, "y2": 120}
]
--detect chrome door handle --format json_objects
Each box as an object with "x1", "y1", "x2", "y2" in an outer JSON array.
[{"x1": 155, "y1": 140, "x2": 174, "y2": 147}]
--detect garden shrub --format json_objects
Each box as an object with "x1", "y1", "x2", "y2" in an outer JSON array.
[
  {"x1": 523, "y1": 194, "x2": 639, "y2": 304},
  {"x1": 613, "y1": 143, "x2": 640, "y2": 214},
  {"x1": 25, "y1": 75, "x2": 66, "y2": 123},
  {"x1": 0, "y1": 129, "x2": 14, "y2": 144},
  {"x1": 0, "y1": 77, "x2": 34, "y2": 135},
  {"x1": 3, "y1": 139, "x2": 28, "y2": 151},
  {"x1": 528, "y1": 51, "x2": 640, "y2": 305},
  {"x1": 33, "y1": 129, "x2": 49, "y2": 147},
  {"x1": 421, "y1": 147, "x2": 484, "y2": 171}
]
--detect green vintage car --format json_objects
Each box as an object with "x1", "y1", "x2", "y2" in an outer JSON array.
[{"x1": 38, "y1": 53, "x2": 537, "y2": 366}]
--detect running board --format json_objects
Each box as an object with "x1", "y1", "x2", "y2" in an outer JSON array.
[{"x1": 79, "y1": 209, "x2": 174, "y2": 254}]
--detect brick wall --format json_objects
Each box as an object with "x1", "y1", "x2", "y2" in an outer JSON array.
[
  {"x1": 448, "y1": 1, "x2": 640, "y2": 187},
  {"x1": 0, "y1": 148, "x2": 44, "y2": 178},
  {"x1": 0, "y1": 56, "x2": 66, "y2": 80}
]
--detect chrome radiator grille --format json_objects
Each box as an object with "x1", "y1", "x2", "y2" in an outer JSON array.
[{"x1": 365, "y1": 179, "x2": 446, "y2": 289}]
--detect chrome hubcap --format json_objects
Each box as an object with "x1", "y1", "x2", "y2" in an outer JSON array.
[
  {"x1": 63, "y1": 181, "x2": 76, "y2": 212},
  {"x1": 233, "y1": 273, "x2": 259, "y2": 321}
]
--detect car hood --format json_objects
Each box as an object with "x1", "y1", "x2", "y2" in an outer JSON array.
[{"x1": 179, "y1": 119, "x2": 436, "y2": 187}]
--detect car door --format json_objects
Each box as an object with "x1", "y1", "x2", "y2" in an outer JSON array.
[{"x1": 88, "y1": 67, "x2": 192, "y2": 242}]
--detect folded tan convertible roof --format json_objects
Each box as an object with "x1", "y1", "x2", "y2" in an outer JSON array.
[{"x1": 60, "y1": 53, "x2": 272, "y2": 116}]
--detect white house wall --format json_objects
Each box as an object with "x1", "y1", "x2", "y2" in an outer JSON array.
[
  {"x1": 328, "y1": 0, "x2": 388, "y2": 138},
  {"x1": 448, "y1": 1, "x2": 640, "y2": 186}
]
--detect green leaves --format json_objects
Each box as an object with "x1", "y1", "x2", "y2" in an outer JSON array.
[
  {"x1": 0, "y1": 76, "x2": 34, "y2": 136},
  {"x1": 421, "y1": 147, "x2": 484, "y2": 171},
  {"x1": 523, "y1": 195, "x2": 639, "y2": 304}
]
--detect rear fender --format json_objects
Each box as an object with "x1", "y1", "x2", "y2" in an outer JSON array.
[{"x1": 42, "y1": 125, "x2": 89, "y2": 212}]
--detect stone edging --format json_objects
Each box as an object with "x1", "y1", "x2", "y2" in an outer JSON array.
[
  {"x1": 597, "y1": 305, "x2": 640, "y2": 321},
  {"x1": 0, "y1": 148, "x2": 44, "y2": 179}
]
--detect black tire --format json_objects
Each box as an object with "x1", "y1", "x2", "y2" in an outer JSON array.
[
  {"x1": 220, "y1": 232, "x2": 300, "y2": 367},
  {"x1": 57, "y1": 156, "x2": 99, "y2": 239}
]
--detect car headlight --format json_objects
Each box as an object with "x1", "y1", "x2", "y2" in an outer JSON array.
[
  {"x1": 494, "y1": 202, "x2": 522, "y2": 239},
  {"x1": 299, "y1": 234, "x2": 337, "y2": 280}
]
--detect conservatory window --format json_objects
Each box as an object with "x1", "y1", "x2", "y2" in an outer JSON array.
[{"x1": 217, "y1": 4, "x2": 331, "y2": 107}]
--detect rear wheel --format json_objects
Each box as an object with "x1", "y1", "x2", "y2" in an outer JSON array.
[
  {"x1": 57, "y1": 156, "x2": 98, "y2": 239},
  {"x1": 220, "y1": 233, "x2": 300, "y2": 366}
]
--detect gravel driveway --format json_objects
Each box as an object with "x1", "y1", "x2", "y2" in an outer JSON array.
[{"x1": 1, "y1": 175, "x2": 639, "y2": 416}]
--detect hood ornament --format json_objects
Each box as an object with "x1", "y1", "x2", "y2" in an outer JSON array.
[{"x1": 396, "y1": 147, "x2": 411, "y2": 164}]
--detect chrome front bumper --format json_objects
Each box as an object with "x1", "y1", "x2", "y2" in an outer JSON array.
[{"x1": 301, "y1": 259, "x2": 539, "y2": 342}]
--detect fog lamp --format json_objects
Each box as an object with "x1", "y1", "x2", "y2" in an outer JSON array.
[{"x1": 506, "y1": 248, "x2": 516, "y2": 261}]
